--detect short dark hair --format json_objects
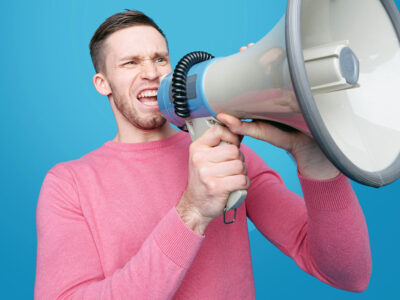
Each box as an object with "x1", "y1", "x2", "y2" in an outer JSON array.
[{"x1": 89, "y1": 10, "x2": 167, "y2": 73}]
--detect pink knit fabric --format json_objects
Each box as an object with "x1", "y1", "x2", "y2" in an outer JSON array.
[{"x1": 35, "y1": 131, "x2": 371, "y2": 299}]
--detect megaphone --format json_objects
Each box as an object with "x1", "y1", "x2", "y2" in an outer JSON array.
[{"x1": 158, "y1": 0, "x2": 400, "y2": 213}]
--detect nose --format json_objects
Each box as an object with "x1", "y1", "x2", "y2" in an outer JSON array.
[{"x1": 140, "y1": 60, "x2": 159, "y2": 81}]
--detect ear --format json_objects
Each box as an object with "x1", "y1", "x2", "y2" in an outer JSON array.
[{"x1": 93, "y1": 73, "x2": 112, "y2": 96}]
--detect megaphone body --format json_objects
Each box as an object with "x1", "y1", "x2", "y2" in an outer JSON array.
[{"x1": 158, "y1": 0, "x2": 400, "y2": 210}]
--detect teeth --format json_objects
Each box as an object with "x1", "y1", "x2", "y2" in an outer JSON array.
[
  {"x1": 142, "y1": 101, "x2": 157, "y2": 105},
  {"x1": 138, "y1": 90, "x2": 158, "y2": 99}
]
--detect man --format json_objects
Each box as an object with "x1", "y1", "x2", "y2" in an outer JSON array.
[{"x1": 35, "y1": 10, "x2": 371, "y2": 299}]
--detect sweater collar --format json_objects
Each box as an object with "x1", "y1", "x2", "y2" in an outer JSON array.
[{"x1": 103, "y1": 131, "x2": 188, "y2": 152}]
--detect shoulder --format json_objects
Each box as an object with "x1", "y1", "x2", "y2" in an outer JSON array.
[
  {"x1": 38, "y1": 143, "x2": 108, "y2": 208},
  {"x1": 40, "y1": 143, "x2": 109, "y2": 195},
  {"x1": 38, "y1": 162, "x2": 81, "y2": 217},
  {"x1": 48, "y1": 143, "x2": 110, "y2": 178}
]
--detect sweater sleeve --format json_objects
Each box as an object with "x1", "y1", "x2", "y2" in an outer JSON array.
[
  {"x1": 34, "y1": 164, "x2": 204, "y2": 300},
  {"x1": 243, "y1": 147, "x2": 372, "y2": 292}
]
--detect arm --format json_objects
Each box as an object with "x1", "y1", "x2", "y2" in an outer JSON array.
[
  {"x1": 34, "y1": 164, "x2": 203, "y2": 300},
  {"x1": 218, "y1": 112, "x2": 372, "y2": 292},
  {"x1": 243, "y1": 151, "x2": 371, "y2": 292}
]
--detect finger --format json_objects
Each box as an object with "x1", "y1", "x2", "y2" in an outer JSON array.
[
  {"x1": 217, "y1": 113, "x2": 261, "y2": 137},
  {"x1": 248, "y1": 43, "x2": 255, "y2": 47},
  {"x1": 205, "y1": 144, "x2": 241, "y2": 163},
  {"x1": 195, "y1": 124, "x2": 240, "y2": 148},
  {"x1": 220, "y1": 174, "x2": 250, "y2": 192},
  {"x1": 206, "y1": 160, "x2": 247, "y2": 178},
  {"x1": 217, "y1": 113, "x2": 295, "y2": 151}
]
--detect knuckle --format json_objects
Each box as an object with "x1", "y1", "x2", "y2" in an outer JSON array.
[
  {"x1": 225, "y1": 132, "x2": 238, "y2": 145},
  {"x1": 198, "y1": 166, "x2": 208, "y2": 179},
  {"x1": 189, "y1": 142, "x2": 198, "y2": 154},
  {"x1": 191, "y1": 151, "x2": 203, "y2": 165},
  {"x1": 211, "y1": 124, "x2": 223, "y2": 135},
  {"x1": 228, "y1": 145, "x2": 240, "y2": 159},
  {"x1": 206, "y1": 180, "x2": 217, "y2": 191},
  {"x1": 232, "y1": 134, "x2": 240, "y2": 145},
  {"x1": 239, "y1": 175, "x2": 249, "y2": 188},
  {"x1": 234, "y1": 160, "x2": 244, "y2": 173}
]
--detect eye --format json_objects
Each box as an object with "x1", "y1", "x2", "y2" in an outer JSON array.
[
  {"x1": 156, "y1": 57, "x2": 166, "y2": 63},
  {"x1": 125, "y1": 61, "x2": 137, "y2": 66}
]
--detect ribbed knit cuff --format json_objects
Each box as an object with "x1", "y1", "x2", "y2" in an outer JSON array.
[
  {"x1": 298, "y1": 172, "x2": 356, "y2": 211},
  {"x1": 152, "y1": 206, "x2": 204, "y2": 269}
]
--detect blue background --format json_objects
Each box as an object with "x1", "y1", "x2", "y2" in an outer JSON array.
[{"x1": 1, "y1": 0, "x2": 399, "y2": 299}]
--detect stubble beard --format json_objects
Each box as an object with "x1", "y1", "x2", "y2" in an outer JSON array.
[
  {"x1": 128, "y1": 109, "x2": 166, "y2": 130},
  {"x1": 115, "y1": 95, "x2": 167, "y2": 130}
]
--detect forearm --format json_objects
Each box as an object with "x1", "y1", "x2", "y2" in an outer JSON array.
[
  {"x1": 36, "y1": 201, "x2": 203, "y2": 300},
  {"x1": 297, "y1": 173, "x2": 372, "y2": 292},
  {"x1": 246, "y1": 166, "x2": 371, "y2": 292}
]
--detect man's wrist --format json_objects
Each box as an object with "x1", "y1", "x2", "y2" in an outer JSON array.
[
  {"x1": 176, "y1": 202, "x2": 211, "y2": 236},
  {"x1": 295, "y1": 154, "x2": 340, "y2": 180},
  {"x1": 291, "y1": 141, "x2": 340, "y2": 180}
]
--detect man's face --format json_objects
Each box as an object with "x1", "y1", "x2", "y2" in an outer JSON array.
[{"x1": 103, "y1": 25, "x2": 172, "y2": 130}]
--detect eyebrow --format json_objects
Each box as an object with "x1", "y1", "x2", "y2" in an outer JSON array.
[{"x1": 118, "y1": 52, "x2": 169, "y2": 63}]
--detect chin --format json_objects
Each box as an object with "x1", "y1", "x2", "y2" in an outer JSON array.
[{"x1": 135, "y1": 115, "x2": 167, "y2": 130}]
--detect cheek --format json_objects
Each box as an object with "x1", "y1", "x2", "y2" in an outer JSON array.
[
  {"x1": 128, "y1": 72, "x2": 141, "y2": 94},
  {"x1": 163, "y1": 65, "x2": 173, "y2": 74},
  {"x1": 113, "y1": 73, "x2": 138, "y2": 97}
]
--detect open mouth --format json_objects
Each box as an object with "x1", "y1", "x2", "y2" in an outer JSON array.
[{"x1": 137, "y1": 89, "x2": 158, "y2": 107}]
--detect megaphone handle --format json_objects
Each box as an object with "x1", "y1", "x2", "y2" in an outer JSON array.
[{"x1": 185, "y1": 117, "x2": 248, "y2": 215}]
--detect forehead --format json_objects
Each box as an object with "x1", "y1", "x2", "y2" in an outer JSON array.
[{"x1": 104, "y1": 25, "x2": 168, "y2": 61}]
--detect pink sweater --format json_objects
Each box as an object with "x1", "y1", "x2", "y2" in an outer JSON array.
[{"x1": 35, "y1": 131, "x2": 371, "y2": 299}]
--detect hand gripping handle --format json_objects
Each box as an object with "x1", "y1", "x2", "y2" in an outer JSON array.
[{"x1": 185, "y1": 117, "x2": 247, "y2": 223}]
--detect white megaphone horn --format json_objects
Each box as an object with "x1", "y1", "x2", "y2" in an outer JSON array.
[{"x1": 158, "y1": 0, "x2": 400, "y2": 217}]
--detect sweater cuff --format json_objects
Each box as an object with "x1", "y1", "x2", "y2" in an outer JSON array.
[
  {"x1": 298, "y1": 172, "x2": 356, "y2": 211},
  {"x1": 152, "y1": 206, "x2": 204, "y2": 269}
]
